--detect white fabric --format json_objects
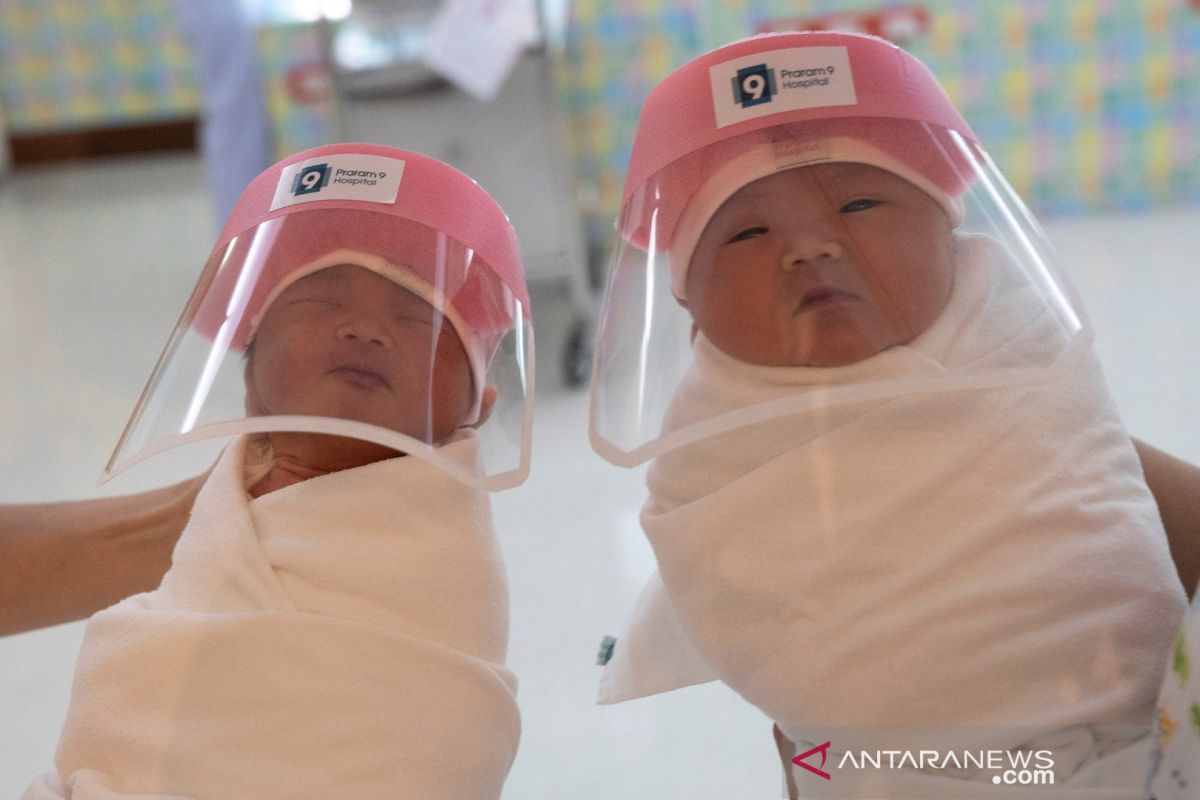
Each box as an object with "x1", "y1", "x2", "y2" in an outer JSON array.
[
  {"x1": 599, "y1": 233, "x2": 1185, "y2": 790},
  {"x1": 1148, "y1": 588, "x2": 1200, "y2": 799},
  {"x1": 26, "y1": 434, "x2": 519, "y2": 800},
  {"x1": 597, "y1": 571, "x2": 717, "y2": 701}
]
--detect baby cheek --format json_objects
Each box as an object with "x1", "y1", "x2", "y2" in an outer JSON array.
[
  {"x1": 255, "y1": 360, "x2": 300, "y2": 411},
  {"x1": 255, "y1": 334, "x2": 326, "y2": 404}
]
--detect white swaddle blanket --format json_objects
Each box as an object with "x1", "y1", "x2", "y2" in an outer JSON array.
[
  {"x1": 25, "y1": 433, "x2": 519, "y2": 800},
  {"x1": 599, "y1": 234, "x2": 1185, "y2": 791}
]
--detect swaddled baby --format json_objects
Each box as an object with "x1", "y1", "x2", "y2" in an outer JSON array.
[
  {"x1": 25, "y1": 146, "x2": 525, "y2": 800},
  {"x1": 597, "y1": 38, "x2": 1187, "y2": 793}
]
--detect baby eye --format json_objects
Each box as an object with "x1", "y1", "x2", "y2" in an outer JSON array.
[
  {"x1": 290, "y1": 298, "x2": 341, "y2": 307},
  {"x1": 728, "y1": 226, "x2": 769, "y2": 243},
  {"x1": 840, "y1": 198, "x2": 881, "y2": 213},
  {"x1": 395, "y1": 315, "x2": 436, "y2": 328}
]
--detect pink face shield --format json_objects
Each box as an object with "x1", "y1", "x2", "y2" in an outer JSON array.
[
  {"x1": 588, "y1": 31, "x2": 1090, "y2": 466},
  {"x1": 105, "y1": 144, "x2": 534, "y2": 491}
]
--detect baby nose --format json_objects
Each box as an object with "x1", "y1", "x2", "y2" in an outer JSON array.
[
  {"x1": 336, "y1": 315, "x2": 395, "y2": 349},
  {"x1": 780, "y1": 234, "x2": 844, "y2": 272}
]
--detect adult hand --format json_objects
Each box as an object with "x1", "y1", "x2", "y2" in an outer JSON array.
[
  {"x1": 1133, "y1": 438, "x2": 1200, "y2": 599},
  {"x1": 0, "y1": 473, "x2": 206, "y2": 636}
]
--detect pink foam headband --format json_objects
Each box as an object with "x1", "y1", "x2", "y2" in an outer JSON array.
[{"x1": 213, "y1": 143, "x2": 528, "y2": 310}]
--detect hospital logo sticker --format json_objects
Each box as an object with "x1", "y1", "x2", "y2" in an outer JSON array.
[
  {"x1": 709, "y1": 46, "x2": 856, "y2": 129},
  {"x1": 270, "y1": 154, "x2": 406, "y2": 211},
  {"x1": 732, "y1": 64, "x2": 777, "y2": 108}
]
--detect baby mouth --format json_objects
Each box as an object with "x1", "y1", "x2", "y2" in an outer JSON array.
[
  {"x1": 797, "y1": 286, "x2": 859, "y2": 312},
  {"x1": 329, "y1": 366, "x2": 390, "y2": 390}
]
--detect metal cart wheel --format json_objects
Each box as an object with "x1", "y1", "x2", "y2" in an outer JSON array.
[{"x1": 562, "y1": 317, "x2": 593, "y2": 388}]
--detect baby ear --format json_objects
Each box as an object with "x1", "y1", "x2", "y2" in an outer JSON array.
[
  {"x1": 670, "y1": 292, "x2": 698, "y2": 343},
  {"x1": 242, "y1": 349, "x2": 266, "y2": 416},
  {"x1": 468, "y1": 385, "x2": 500, "y2": 428}
]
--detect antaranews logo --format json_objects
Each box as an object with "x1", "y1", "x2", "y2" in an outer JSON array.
[
  {"x1": 791, "y1": 740, "x2": 1056, "y2": 790},
  {"x1": 731, "y1": 63, "x2": 777, "y2": 108},
  {"x1": 793, "y1": 740, "x2": 832, "y2": 780},
  {"x1": 292, "y1": 163, "x2": 331, "y2": 196}
]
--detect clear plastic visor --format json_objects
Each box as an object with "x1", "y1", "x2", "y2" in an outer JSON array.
[
  {"x1": 105, "y1": 209, "x2": 534, "y2": 491},
  {"x1": 589, "y1": 123, "x2": 1088, "y2": 466}
]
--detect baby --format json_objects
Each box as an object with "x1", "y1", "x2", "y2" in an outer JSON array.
[
  {"x1": 592, "y1": 32, "x2": 1186, "y2": 795},
  {"x1": 25, "y1": 145, "x2": 528, "y2": 800}
]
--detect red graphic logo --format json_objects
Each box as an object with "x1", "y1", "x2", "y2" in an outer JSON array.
[
  {"x1": 757, "y1": 4, "x2": 931, "y2": 45},
  {"x1": 793, "y1": 740, "x2": 833, "y2": 780}
]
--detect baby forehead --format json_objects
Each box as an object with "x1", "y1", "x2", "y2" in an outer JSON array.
[
  {"x1": 725, "y1": 162, "x2": 908, "y2": 202},
  {"x1": 285, "y1": 264, "x2": 435, "y2": 310}
]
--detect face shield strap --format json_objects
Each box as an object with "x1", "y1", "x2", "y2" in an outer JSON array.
[{"x1": 246, "y1": 248, "x2": 487, "y2": 426}]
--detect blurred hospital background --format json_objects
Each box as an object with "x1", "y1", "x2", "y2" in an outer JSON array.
[{"x1": 1, "y1": 1, "x2": 1198, "y2": 797}]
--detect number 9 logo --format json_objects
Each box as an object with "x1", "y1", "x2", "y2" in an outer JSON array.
[
  {"x1": 292, "y1": 164, "x2": 331, "y2": 196},
  {"x1": 732, "y1": 64, "x2": 776, "y2": 108}
]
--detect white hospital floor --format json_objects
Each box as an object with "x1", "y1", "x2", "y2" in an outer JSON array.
[{"x1": 0, "y1": 153, "x2": 1197, "y2": 799}]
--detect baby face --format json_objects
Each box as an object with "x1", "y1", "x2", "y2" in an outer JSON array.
[
  {"x1": 684, "y1": 162, "x2": 956, "y2": 367},
  {"x1": 245, "y1": 264, "x2": 474, "y2": 445}
]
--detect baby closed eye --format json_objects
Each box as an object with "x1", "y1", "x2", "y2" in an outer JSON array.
[
  {"x1": 288, "y1": 298, "x2": 343, "y2": 309},
  {"x1": 727, "y1": 226, "x2": 769, "y2": 243},
  {"x1": 839, "y1": 198, "x2": 882, "y2": 213},
  {"x1": 394, "y1": 315, "x2": 438, "y2": 329}
]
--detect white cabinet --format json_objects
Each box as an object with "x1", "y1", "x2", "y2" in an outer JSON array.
[{"x1": 337, "y1": 53, "x2": 587, "y2": 287}]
